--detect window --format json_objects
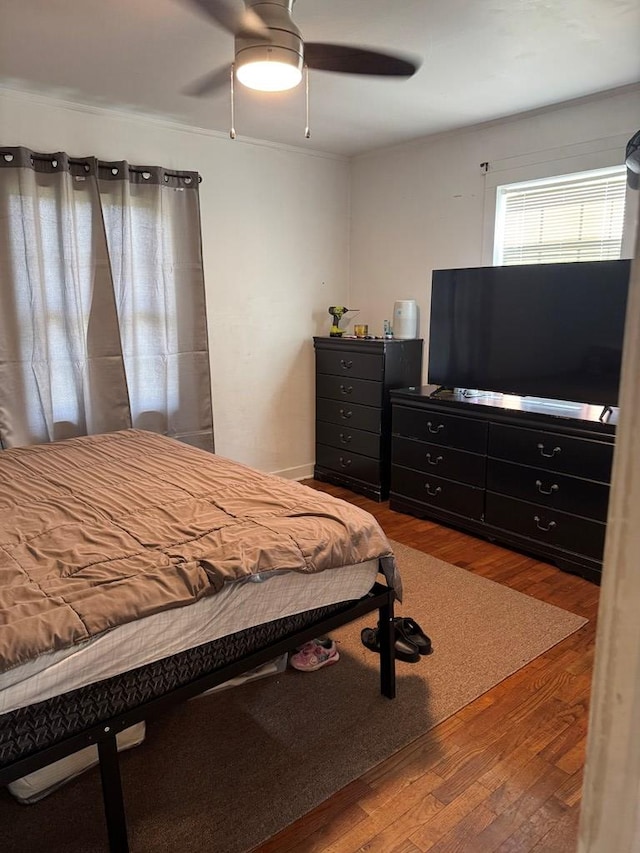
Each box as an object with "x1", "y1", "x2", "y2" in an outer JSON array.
[
  {"x1": 100, "y1": 189, "x2": 181, "y2": 427},
  {"x1": 8, "y1": 184, "x2": 97, "y2": 436},
  {"x1": 494, "y1": 166, "x2": 627, "y2": 265}
]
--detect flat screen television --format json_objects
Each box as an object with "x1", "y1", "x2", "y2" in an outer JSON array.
[{"x1": 428, "y1": 259, "x2": 631, "y2": 407}]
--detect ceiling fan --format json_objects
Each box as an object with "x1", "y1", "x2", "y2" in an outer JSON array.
[{"x1": 184, "y1": 0, "x2": 420, "y2": 96}]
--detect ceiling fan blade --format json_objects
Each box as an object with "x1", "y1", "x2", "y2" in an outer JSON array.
[
  {"x1": 183, "y1": 65, "x2": 232, "y2": 97},
  {"x1": 186, "y1": 0, "x2": 270, "y2": 39},
  {"x1": 304, "y1": 43, "x2": 419, "y2": 77}
]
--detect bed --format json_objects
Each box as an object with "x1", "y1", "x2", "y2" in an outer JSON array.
[{"x1": 0, "y1": 429, "x2": 399, "y2": 852}]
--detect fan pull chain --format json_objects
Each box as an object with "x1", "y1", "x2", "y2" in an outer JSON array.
[
  {"x1": 304, "y1": 65, "x2": 310, "y2": 139},
  {"x1": 230, "y1": 64, "x2": 237, "y2": 140}
]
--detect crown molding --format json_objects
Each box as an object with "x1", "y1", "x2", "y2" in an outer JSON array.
[
  {"x1": 353, "y1": 82, "x2": 640, "y2": 162},
  {"x1": 0, "y1": 85, "x2": 348, "y2": 163}
]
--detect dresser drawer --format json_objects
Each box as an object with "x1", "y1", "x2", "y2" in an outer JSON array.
[
  {"x1": 485, "y1": 492, "x2": 606, "y2": 560},
  {"x1": 316, "y1": 374, "x2": 383, "y2": 408},
  {"x1": 316, "y1": 444, "x2": 381, "y2": 485},
  {"x1": 317, "y1": 421, "x2": 381, "y2": 458},
  {"x1": 488, "y1": 423, "x2": 613, "y2": 482},
  {"x1": 392, "y1": 435, "x2": 486, "y2": 487},
  {"x1": 487, "y1": 459, "x2": 610, "y2": 522},
  {"x1": 316, "y1": 349, "x2": 384, "y2": 381},
  {"x1": 393, "y1": 405, "x2": 488, "y2": 453},
  {"x1": 316, "y1": 398, "x2": 381, "y2": 433},
  {"x1": 391, "y1": 466, "x2": 484, "y2": 520}
]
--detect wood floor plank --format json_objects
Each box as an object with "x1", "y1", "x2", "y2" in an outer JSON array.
[
  {"x1": 467, "y1": 765, "x2": 569, "y2": 851},
  {"x1": 498, "y1": 698, "x2": 584, "y2": 760},
  {"x1": 430, "y1": 675, "x2": 581, "y2": 804},
  {"x1": 365, "y1": 770, "x2": 444, "y2": 820},
  {"x1": 493, "y1": 797, "x2": 569, "y2": 853},
  {"x1": 361, "y1": 717, "x2": 464, "y2": 788},
  {"x1": 424, "y1": 803, "x2": 498, "y2": 853},
  {"x1": 409, "y1": 782, "x2": 495, "y2": 850},
  {"x1": 540, "y1": 714, "x2": 589, "y2": 768},
  {"x1": 388, "y1": 841, "x2": 424, "y2": 853},
  {"x1": 530, "y1": 803, "x2": 581, "y2": 851},
  {"x1": 552, "y1": 769, "x2": 584, "y2": 808},
  {"x1": 323, "y1": 786, "x2": 443, "y2": 853},
  {"x1": 251, "y1": 481, "x2": 598, "y2": 853},
  {"x1": 255, "y1": 779, "x2": 372, "y2": 853},
  {"x1": 430, "y1": 703, "x2": 563, "y2": 806},
  {"x1": 554, "y1": 735, "x2": 588, "y2": 775},
  {"x1": 358, "y1": 763, "x2": 447, "y2": 819},
  {"x1": 480, "y1": 749, "x2": 562, "y2": 803}
]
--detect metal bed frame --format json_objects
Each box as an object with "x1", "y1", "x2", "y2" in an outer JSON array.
[{"x1": 0, "y1": 581, "x2": 396, "y2": 853}]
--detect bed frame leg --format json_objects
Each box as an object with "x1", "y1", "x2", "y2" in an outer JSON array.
[
  {"x1": 378, "y1": 594, "x2": 396, "y2": 699},
  {"x1": 97, "y1": 734, "x2": 130, "y2": 853}
]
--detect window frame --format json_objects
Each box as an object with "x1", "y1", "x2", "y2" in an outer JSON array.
[
  {"x1": 480, "y1": 134, "x2": 638, "y2": 265},
  {"x1": 493, "y1": 165, "x2": 627, "y2": 265}
]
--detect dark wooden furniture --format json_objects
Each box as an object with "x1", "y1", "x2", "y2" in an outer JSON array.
[
  {"x1": 314, "y1": 337, "x2": 423, "y2": 501},
  {"x1": 389, "y1": 387, "x2": 617, "y2": 582}
]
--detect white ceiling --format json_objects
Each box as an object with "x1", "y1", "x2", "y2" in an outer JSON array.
[{"x1": 1, "y1": 0, "x2": 639, "y2": 156}]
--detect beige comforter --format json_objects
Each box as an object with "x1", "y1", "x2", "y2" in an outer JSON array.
[{"x1": 0, "y1": 430, "x2": 398, "y2": 672}]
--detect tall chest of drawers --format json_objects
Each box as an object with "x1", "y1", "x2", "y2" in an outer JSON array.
[
  {"x1": 314, "y1": 337, "x2": 423, "y2": 501},
  {"x1": 389, "y1": 387, "x2": 617, "y2": 582}
]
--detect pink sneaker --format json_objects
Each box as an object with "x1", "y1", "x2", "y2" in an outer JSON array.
[{"x1": 290, "y1": 639, "x2": 339, "y2": 672}]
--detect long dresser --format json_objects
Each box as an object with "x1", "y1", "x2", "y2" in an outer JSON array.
[
  {"x1": 389, "y1": 386, "x2": 617, "y2": 582},
  {"x1": 314, "y1": 337, "x2": 423, "y2": 501}
]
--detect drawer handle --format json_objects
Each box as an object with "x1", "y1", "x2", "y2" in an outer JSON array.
[
  {"x1": 340, "y1": 384, "x2": 353, "y2": 395},
  {"x1": 340, "y1": 359, "x2": 353, "y2": 369},
  {"x1": 339, "y1": 456, "x2": 352, "y2": 469},
  {"x1": 339, "y1": 433, "x2": 352, "y2": 444},
  {"x1": 536, "y1": 479, "x2": 559, "y2": 496},
  {"x1": 537, "y1": 442, "x2": 561, "y2": 458},
  {"x1": 427, "y1": 421, "x2": 444, "y2": 434},
  {"x1": 424, "y1": 483, "x2": 442, "y2": 497},
  {"x1": 339, "y1": 408, "x2": 352, "y2": 419},
  {"x1": 426, "y1": 453, "x2": 443, "y2": 466},
  {"x1": 534, "y1": 515, "x2": 557, "y2": 533}
]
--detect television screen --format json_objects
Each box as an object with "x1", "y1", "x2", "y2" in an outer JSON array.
[{"x1": 428, "y1": 260, "x2": 631, "y2": 407}]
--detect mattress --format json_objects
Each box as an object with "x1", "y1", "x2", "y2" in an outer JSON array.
[
  {"x1": 1, "y1": 429, "x2": 398, "y2": 674},
  {"x1": 0, "y1": 559, "x2": 379, "y2": 715},
  {"x1": 1, "y1": 592, "x2": 386, "y2": 771}
]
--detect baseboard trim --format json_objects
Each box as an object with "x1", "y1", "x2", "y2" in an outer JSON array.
[{"x1": 272, "y1": 463, "x2": 314, "y2": 481}]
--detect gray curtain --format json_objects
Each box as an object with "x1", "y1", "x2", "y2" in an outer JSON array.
[{"x1": 0, "y1": 147, "x2": 214, "y2": 451}]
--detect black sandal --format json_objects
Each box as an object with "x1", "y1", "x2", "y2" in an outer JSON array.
[
  {"x1": 361, "y1": 626, "x2": 420, "y2": 663},
  {"x1": 394, "y1": 617, "x2": 432, "y2": 655}
]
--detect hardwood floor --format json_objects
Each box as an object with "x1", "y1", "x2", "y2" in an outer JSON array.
[{"x1": 253, "y1": 480, "x2": 599, "y2": 853}]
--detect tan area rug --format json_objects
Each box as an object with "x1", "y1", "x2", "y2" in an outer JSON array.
[{"x1": 0, "y1": 542, "x2": 587, "y2": 853}]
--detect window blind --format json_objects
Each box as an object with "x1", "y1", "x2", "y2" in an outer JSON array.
[{"x1": 494, "y1": 168, "x2": 626, "y2": 265}]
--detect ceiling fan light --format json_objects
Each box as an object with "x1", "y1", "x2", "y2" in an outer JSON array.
[
  {"x1": 237, "y1": 60, "x2": 302, "y2": 91},
  {"x1": 235, "y1": 43, "x2": 303, "y2": 92}
]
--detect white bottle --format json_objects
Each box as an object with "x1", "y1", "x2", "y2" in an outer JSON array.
[{"x1": 393, "y1": 300, "x2": 418, "y2": 339}]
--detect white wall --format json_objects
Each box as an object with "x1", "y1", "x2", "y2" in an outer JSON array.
[
  {"x1": 2, "y1": 85, "x2": 639, "y2": 474},
  {"x1": 350, "y1": 86, "x2": 640, "y2": 380},
  {"x1": 0, "y1": 88, "x2": 351, "y2": 476}
]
